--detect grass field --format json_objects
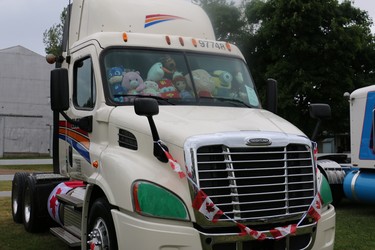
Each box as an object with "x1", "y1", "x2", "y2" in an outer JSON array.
[
  {"x1": 0, "y1": 164, "x2": 69, "y2": 249},
  {"x1": 334, "y1": 199, "x2": 375, "y2": 249},
  {"x1": 1, "y1": 163, "x2": 375, "y2": 249},
  {"x1": 0, "y1": 198, "x2": 70, "y2": 250},
  {"x1": 0, "y1": 181, "x2": 11, "y2": 191},
  {"x1": 0, "y1": 197, "x2": 374, "y2": 249},
  {"x1": 0, "y1": 164, "x2": 53, "y2": 172}
]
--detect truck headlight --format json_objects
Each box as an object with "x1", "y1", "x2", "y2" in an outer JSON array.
[{"x1": 132, "y1": 181, "x2": 190, "y2": 221}]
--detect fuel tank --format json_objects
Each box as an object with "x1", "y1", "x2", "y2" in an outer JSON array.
[{"x1": 343, "y1": 170, "x2": 375, "y2": 203}]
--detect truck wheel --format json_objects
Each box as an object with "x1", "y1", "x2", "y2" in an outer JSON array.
[
  {"x1": 11, "y1": 172, "x2": 29, "y2": 223},
  {"x1": 22, "y1": 176, "x2": 47, "y2": 233},
  {"x1": 87, "y1": 198, "x2": 118, "y2": 250},
  {"x1": 329, "y1": 184, "x2": 344, "y2": 206}
]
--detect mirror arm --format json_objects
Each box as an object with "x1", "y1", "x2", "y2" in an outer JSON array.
[
  {"x1": 311, "y1": 119, "x2": 322, "y2": 141},
  {"x1": 146, "y1": 116, "x2": 168, "y2": 163},
  {"x1": 59, "y1": 111, "x2": 92, "y2": 133}
]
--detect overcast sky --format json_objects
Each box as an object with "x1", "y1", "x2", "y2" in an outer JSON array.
[{"x1": 0, "y1": 0, "x2": 374, "y2": 56}]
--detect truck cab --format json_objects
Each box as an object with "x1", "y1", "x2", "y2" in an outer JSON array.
[{"x1": 12, "y1": 0, "x2": 336, "y2": 249}]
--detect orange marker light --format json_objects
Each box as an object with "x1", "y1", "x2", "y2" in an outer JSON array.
[
  {"x1": 226, "y1": 42, "x2": 231, "y2": 52},
  {"x1": 179, "y1": 37, "x2": 184, "y2": 46},
  {"x1": 165, "y1": 36, "x2": 171, "y2": 45},
  {"x1": 192, "y1": 38, "x2": 197, "y2": 47},
  {"x1": 123, "y1": 32, "x2": 128, "y2": 42},
  {"x1": 92, "y1": 160, "x2": 99, "y2": 168}
]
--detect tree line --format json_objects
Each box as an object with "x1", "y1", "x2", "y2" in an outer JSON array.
[{"x1": 44, "y1": 0, "x2": 375, "y2": 141}]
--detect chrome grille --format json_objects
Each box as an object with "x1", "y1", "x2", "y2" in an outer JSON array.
[{"x1": 196, "y1": 143, "x2": 315, "y2": 222}]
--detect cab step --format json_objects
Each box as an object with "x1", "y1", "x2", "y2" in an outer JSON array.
[
  {"x1": 57, "y1": 194, "x2": 83, "y2": 208},
  {"x1": 50, "y1": 227, "x2": 81, "y2": 248}
]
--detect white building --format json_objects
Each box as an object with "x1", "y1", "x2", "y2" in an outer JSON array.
[{"x1": 0, "y1": 46, "x2": 54, "y2": 157}]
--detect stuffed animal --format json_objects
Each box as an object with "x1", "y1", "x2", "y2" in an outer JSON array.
[
  {"x1": 173, "y1": 75, "x2": 193, "y2": 99},
  {"x1": 211, "y1": 70, "x2": 233, "y2": 97},
  {"x1": 142, "y1": 80, "x2": 161, "y2": 96},
  {"x1": 147, "y1": 62, "x2": 180, "y2": 98},
  {"x1": 107, "y1": 66, "x2": 126, "y2": 101},
  {"x1": 122, "y1": 71, "x2": 146, "y2": 95},
  {"x1": 234, "y1": 71, "x2": 244, "y2": 84},
  {"x1": 158, "y1": 79, "x2": 180, "y2": 98},
  {"x1": 147, "y1": 62, "x2": 165, "y2": 82},
  {"x1": 186, "y1": 69, "x2": 215, "y2": 97},
  {"x1": 161, "y1": 55, "x2": 177, "y2": 79},
  {"x1": 232, "y1": 71, "x2": 248, "y2": 102}
]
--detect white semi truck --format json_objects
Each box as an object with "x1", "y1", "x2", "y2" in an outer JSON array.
[
  {"x1": 318, "y1": 85, "x2": 375, "y2": 205},
  {"x1": 11, "y1": 0, "x2": 336, "y2": 249}
]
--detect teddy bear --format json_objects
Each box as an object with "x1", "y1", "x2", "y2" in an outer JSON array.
[
  {"x1": 211, "y1": 70, "x2": 233, "y2": 97},
  {"x1": 147, "y1": 62, "x2": 180, "y2": 98},
  {"x1": 142, "y1": 80, "x2": 161, "y2": 96},
  {"x1": 185, "y1": 69, "x2": 215, "y2": 97},
  {"x1": 107, "y1": 66, "x2": 126, "y2": 101},
  {"x1": 122, "y1": 71, "x2": 146, "y2": 95}
]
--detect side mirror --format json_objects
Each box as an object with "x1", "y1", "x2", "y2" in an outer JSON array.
[
  {"x1": 134, "y1": 98, "x2": 168, "y2": 163},
  {"x1": 266, "y1": 78, "x2": 278, "y2": 114},
  {"x1": 50, "y1": 68, "x2": 69, "y2": 111},
  {"x1": 309, "y1": 103, "x2": 331, "y2": 140},
  {"x1": 134, "y1": 98, "x2": 159, "y2": 117},
  {"x1": 50, "y1": 68, "x2": 93, "y2": 132},
  {"x1": 309, "y1": 103, "x2": 331, "y2": 120}
]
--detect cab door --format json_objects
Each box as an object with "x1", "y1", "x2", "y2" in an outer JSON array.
[{"x1": 60, "y1": 45, "x2": 98, "y2": 180}]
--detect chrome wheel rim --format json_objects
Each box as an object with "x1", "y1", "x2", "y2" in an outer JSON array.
[
  {"x1": 23, "y1": 186, "x2": 31, "y2": 223},
  {"x1": 12, "y1": 182, "x2": 19, "y2": 214},
  {"x1": 88, "y1": 218, "x2": 110, "y2": 250}
]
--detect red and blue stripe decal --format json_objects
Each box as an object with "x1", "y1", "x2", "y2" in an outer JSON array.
[
  {"x1": 59, "y1": 121, "x2": 91, "y2": 163},
  {"x1": 144, "y1": 14, "x2": 188, "y2": 28}
]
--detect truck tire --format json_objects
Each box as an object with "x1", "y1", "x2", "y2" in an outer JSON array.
[
  {"x1": 11, "y1": 172, "x2": 29, "y2": 223},
  {"x1": 317, "y1": 160, "x2": 345, "y2": 206},
  {"x1": 87, "y1": 198, "x2": 118, "y2": 250},
  {"x1": 22, "y1": 175, "x2": 48, "y2": 233}
]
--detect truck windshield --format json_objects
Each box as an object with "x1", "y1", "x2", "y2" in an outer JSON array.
[{"x1": 102, "y1": 49, "x2": 260, "y2": 108}]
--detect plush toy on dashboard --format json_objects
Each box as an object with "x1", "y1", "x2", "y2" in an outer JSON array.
[
  {"x1": 122, "y1": 71, "x2": 146, "y2": 95},
  {"x1": 108, "y1": 66, "x2": 126, "y2": 102},
  {"x1": 147, "y1": 62, "x2": 165, "y2": 82},
  {"x1": 161, "y1": 55, "x2": 177, "y2": 79},
  {"x1": 142, "y1": 80, "x2": 161, "y2": 96},
  {"x1": 185, "y1": 69, "x2": 215, "y2": 97},
  {"x1": 232, "y1": 71, "x2": 251, "y2": 102},
  {"x1": 211, "y1": 70, "x2": 233, "y2": 97},
  {"x1": 158, "y1": 78, "x2": 181, "y2": 98},
  {"x1": 147, "y1": 62, "x2": 180, "y2": 98},
  {"x1": 173, "y1": 74, "x2": 193, "y2": 99}
]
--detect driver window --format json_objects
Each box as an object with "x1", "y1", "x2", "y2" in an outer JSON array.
[{"x1": 74, "y1": 57, "x2": 96, "y2": 109}]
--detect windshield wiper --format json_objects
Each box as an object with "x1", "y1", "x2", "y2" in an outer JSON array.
[
  {"x1": 114, "y1": 94, "x2": 176, "y2": 105},
  {"x1": 199, "y1": 96, "x2": 252, "y2": 108}
]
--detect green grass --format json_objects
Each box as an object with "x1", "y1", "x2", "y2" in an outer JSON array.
[
  {"x1": 0, "y1": 198, "x2": 70, "y2": 250},
  {"x1": 1, "y1": 155, "x2": 51, "y2": 159},
  {"x1": 0, "y1": 181, "x2": 11, "y2": 191},
  {"x1": 0, "y1": 195, "x2": 374, "y2": 249},
  {"x1": 0, "y1": 164, "x2": 53, "y2": 172},
  {"x1": 334, "y1": 199, "x2": 375, "y2": 250}
]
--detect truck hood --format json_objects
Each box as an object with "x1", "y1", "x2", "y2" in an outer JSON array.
[{"x1": 109, "y1": 106, "x2": 305, "y2": 147}]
